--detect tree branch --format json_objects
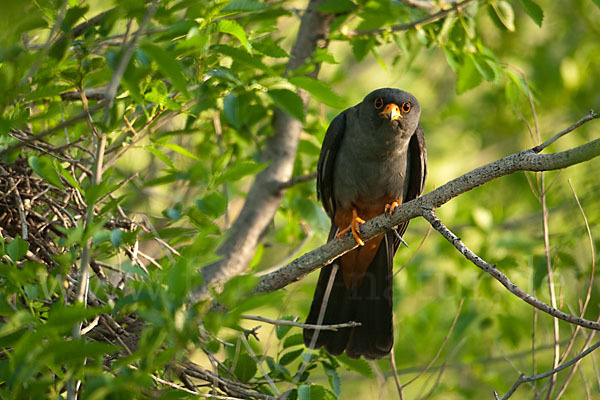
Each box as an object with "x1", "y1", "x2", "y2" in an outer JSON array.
[
  {"x1": 254, "y1": 112, "x2": 599, "y2": 295},
  {"x1": 194, "y1": 0, "x2": 335, "y2": 300}
]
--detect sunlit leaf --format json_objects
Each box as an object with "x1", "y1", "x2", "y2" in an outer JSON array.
[
  {"x1": 288, "y1": 76, "x2": 345, "y2": 109},
  {"x1": 162, "y1": 143, "x2": 201, "y2": 161},
  {"x1": 493, "y1": 1, "x2": 515, "y2": 31},
  {"x1": 215, "y1": 20, "x2": 251, "y2": 51},
  {"x1": 267, "y1": 89, "x2": 305, "y2": 121}
]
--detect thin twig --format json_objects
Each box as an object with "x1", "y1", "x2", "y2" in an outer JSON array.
[
  {"x1": 556, "y1": 181, "x2": 596, "y2": 366},
  {"x1": 1, "y1": 104, "x2": 104, "y2": 157},
  {"x1": 239, "y1": 334, "x2": 280, "y2": 396},
  {"x1": 533, "y1": 111, "x2": 598, "y2": 153},
  {"x1": 553, "y1": 316, "x2": 600, "y2": 399},
  {"x1": 498, "y1": 340, "x2": 600, "y2": 400},
  {"x1": 390, "y1": 344, "x2": 405, "y2": 400},
  {"x1": 240, "y1": 314, "x2": 360, "y2": 331},
  {"x1": 421, "y1": 210, "x2": 600, "y2": 331},
  {"x1": 541, "y1": 170, "x2": 560, "y2": 400},
  {"x1": 346, "y1": 0, "x2": 476, "y2": 36}
]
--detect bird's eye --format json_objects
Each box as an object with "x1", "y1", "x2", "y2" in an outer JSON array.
[
  {"x1": 374, "y1": 97, "x2": 384, "y2": 109},
  {"x1": 402, "y1": 102, "x2": 411, "y2": 113}
]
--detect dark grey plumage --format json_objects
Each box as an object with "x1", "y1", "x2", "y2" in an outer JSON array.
[{"x1": 304, "y1": 88, "x2": 427, "y2": 359}]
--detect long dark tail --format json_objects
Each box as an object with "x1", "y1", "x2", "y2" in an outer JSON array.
[{"x1": 303, "y1": 228, "x2": 395, "y2": 359}]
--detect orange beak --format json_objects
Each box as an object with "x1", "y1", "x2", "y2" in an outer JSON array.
[{"x1": 379, "y1": 103, "x2": 402, "y2": 120}]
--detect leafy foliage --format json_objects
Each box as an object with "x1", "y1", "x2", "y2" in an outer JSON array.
[{"x1": 0, "y1": 0, "x2": 599, "y2": 399}]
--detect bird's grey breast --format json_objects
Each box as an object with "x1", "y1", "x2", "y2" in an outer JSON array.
[{"x1": 332, "y1": 108, "x2": 411, "y2": 209}]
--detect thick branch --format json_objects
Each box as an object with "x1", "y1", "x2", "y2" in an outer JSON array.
[
  {"x1": 254, "y1": 113, "x2": 599, "y2": 294},
  {"x1": 194, "y1": 0, "x2": 334, "y2": 299}
]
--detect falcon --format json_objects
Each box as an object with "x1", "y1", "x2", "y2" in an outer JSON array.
[{"x1": 304, "y1": 88, "x2": 427, "y2": 359}]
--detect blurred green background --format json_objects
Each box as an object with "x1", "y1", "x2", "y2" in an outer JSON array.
[{"x1": 1, "y1": 0, "x2": 599, "y2": 398}]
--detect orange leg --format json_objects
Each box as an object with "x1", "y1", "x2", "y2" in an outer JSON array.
[
  {"x1": 384, "y1": 200, "x2": 402, "y2": 216},
  {"x1": 336, "y1": 209, "x2": 365, "y2": 246}
]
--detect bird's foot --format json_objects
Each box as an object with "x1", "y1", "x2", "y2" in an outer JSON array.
[
  {"x1": 384, "y1": 201, "x2": 401, "y2": 216},
  {"x1": 336, "y1": 209, "x2": 365, "y2": 246}
]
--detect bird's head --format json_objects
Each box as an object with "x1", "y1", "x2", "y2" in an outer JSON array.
[{"x1": 359, "y1": 88, "x2": 421, "y2": 137}]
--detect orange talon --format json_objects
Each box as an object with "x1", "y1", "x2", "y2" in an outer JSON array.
[
  {"x1": 385, "y1": 201, "x2": 401, "y2": 216},
  {"x1": 336, "y1": 209, "x2": 365, "y2": 246}
]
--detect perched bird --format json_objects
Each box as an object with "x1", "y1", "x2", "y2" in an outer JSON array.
[{"x1": 303, "y1": 88, "x2": 427, "y2": 359}]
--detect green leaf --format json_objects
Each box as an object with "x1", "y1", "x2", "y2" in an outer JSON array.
[
  {"x1": 62, "y1": 6, "x2": 88, "y2": 31},
  {"x1": 165, "y1": 207, "x2": 182, "y2": 221},
  {"x1": 351, "y1": 38, "x2": 374, "y2": 61},
  {"x1": 224, "y1": 92, "x2": 241, "y2": 128},
  {"x1": 520, "y1": 0, "x2": 543, "y2": 27},
  {"x1": 7, "y1": 235, "x2": 29, "y2": 262},
  {"x1": 324, "y1": 364, "x2": 341, "y2": 397},
  {"x1": 283, "y1": 333, "x2": 304, "y2": 349},
  {"x1": 85, "y1": 180, "x2": 119, "y2": 207},
  {"x1": 594, "y1": 0, "x2": 600, "y2": 9},
  {"x1": 45, "y1": 303, "x2": 106, "y2": 330},
  {"x1": 276, "y1": 316, "x2": 296, "y2": 339},
  {"x1": 456, "y1": 55, "x2": 483, "y2": 94},
  {"x1": 470, "y1": 53, "x2": 495, "y2": 82},
  {"x1": 298, "y1": 385, "x2": 310, "y2": 400},
  {"x1": 196, "y1": 192, "x2": 227, "y2": 218},
  {"x1": 212, "y1": 45, "x2": 271, "y2": 73},
  {"x1": 24, "y1": 85, "x2": 71, "y2": 102},
  {"x1": 267, "y1": 89, "x2": 305, "y2": 121},
  {"x1": 214, "y1": 161, "x2": 266, "y2": 186},
  {"x1": 140, "y1": 43, "x2": 188, "y2": 94},
  {"x1": 110, "y1": 229, "x2": 124, "y2": 248},
  {"x1": 215, "y1": 20, "x2": 251, "y2": 51},
  {"x1": 252, "y1": 38, "x2": 289, "y2": 58},
  {"x1": 337, "y1": 354, "x2": 374, "y2": 378},
  {"x1": 162, "y1": 143, "x2": 201, "y2": 161},
  {"x1": 233, "y1": 353, "x2": 257, "y2": 382},
  {"x1": 492, "y1": 1, "x2": 515, "y2": 31},
  {"x1": 317, "y1": 0, "x2": 356, "y2": 13},
  {"x1": 221, "y1": 0, "x2": 267, "y2": 13},
  {"x1": 53, "y1": 159, "x2": 83, "y2": 193},
  {"x1": 279, "y1": 349, "x2": 303, "y2": 365},
  {"x1": 298, "y1": 384, "x2": 327, "y2": 400},
  {"x1": 146, "y1": 146, "x2": 176, "y2": 169},
  {"x1": 505, "y1": 80, "x2": 519, "y2": 107},
  {"x1": 28, "y1": 156, "x2": 64, "y2": 189},
  {"x1": 288, "y1": 76, "x2": 345, "y2": 109}
]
